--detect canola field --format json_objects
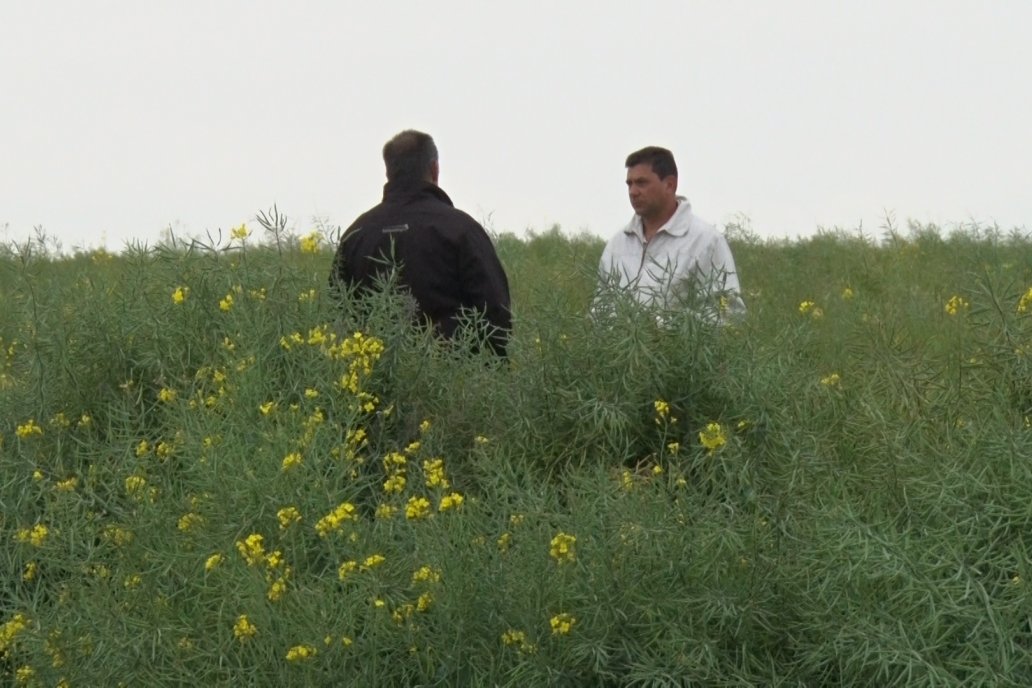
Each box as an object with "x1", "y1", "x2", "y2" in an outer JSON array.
[{"x1": 2, "y1": 220, "x2": 1032, "y2": 686}]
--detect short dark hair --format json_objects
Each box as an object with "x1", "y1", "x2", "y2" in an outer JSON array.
[
  {"x1": 625, "y1": 146, "x2": 678, "y2": 180},
  {"x1": 383, "y1": 130, "x2": 438, "y2": 185}
]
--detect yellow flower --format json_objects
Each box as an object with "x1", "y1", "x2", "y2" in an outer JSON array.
[
  {"x1": 798, "y1": 300, "x2": 823, "y2": 318},
  {"x1": 267, "y1": 574, "x2": 289, "y2": 601},
  {"x1": 54, "y1": 476, "x2": 78, "y2": 492},
  {"x1": 653, "y1": 399, "x2": 670, "y2": 422},
  {"x1": 419, "y1": 419, "x2": 432, "y2": 434},
  {"x1": 666, "y1": 441, "x2": 680, "y2": 454},
  {"x1": 820, "y1": 373, "x2": 841, "y2": 387},
  {"x1": 549, "y1": 532, "x2": 577, "y2": 565},
  {"x1": 236, "y1": 533, "x2": 266, "y2": 566},
  {"x1": 177, "y1": 513, "x2": 204, "y2": 533},
  {"x1": 286, "y1": 644, "x2": 317, "y2": 662},
  {"x1": 277, "y1": 506, "x2": 302, "y2": 529},
  {"x1": 281, "y1": 452, "x2": 303, "y2": 472},
  {"x1": 423, "y1": 458, "x2": 450, "y2": 489},
  {"x1": 233, "y1": 615, "x2": 257, "y2": 641},
  {"x1": 374, "y1": 503, "x2": 398, "y2": 519},
  {"x1": 383, "y1": 474, "x2": 407, "y2": 495},
  {"x1": 259, "y1": 401, "x2": 277, "y2": 416},
  {"x1": 299, "y1": 231, "x2": 321, "y2": 254},
  {"x1": 439, "y1": 492, "x2": 464, "y2": 512},
  {"x1": 416, "y1": 591, "x2": 433, "y2": 612},
  {"x1": 497, "y1": 532, "x2": 512, "y2": 552},
  {"x1": 219, "y1": 294, "x2": 234, "y2": 312},
  {"x1": 103, "y1": 525, "x2": 134, "y2": 547},
  {"x1": 304, "y1": 387, "x2": 319, "y2": 399},
  {"x1": 361, "y1": 554, "x2": 386, "y2": 570},
  {"x1": 841, "y1": 286, "x2": 855, "y2": 300},
  {"x1": 1, "y1": 613, "x2": 30, "y2": 653},
  {"x1": 314, "y1": 502, "x2": 357, "y2": 537},
  {"x1": 125, "y1": 475, "x2": 147, "y2": 496},
  {"x1": 412, "y1": 565, "x2": 442, "y2": 584},
  {"x1": 171, "y1": 286, "x2": 189, "y2": 304},
  {"x1": 204, "y1": 553, "x2": 224, "y2": 572},
  {"x1": 945, "y1": 294, "x2": 969, "y2": 316},
  {"x1": 501, "y1": 629, "x2": 537, "y2": 654},
  {"x1": 231, "y1": 223, "x2": 251, "y2": 240},
  {"x1": 338, "y1": 560, "x2": 358, "y2": 581},
  {"x1": 32, "y1": 470, "x2": 43, "y2": 481},
  {"x1": 15, "y1": 665, "x2": 34, "y2": 685},
  {"x1": 405, "y1": 496, "x2": 432, "y2": 520},
  {"x1": 135, "y1": 439, "x2": 151, "y2": 457},
  {"x1": 1018, "y1": 286, "x2": 1032, "y2": 313},
  {"x1": 15, "y1": 524, "x2": 50, "y2": 547},
  {"x1": 698, "y1": 422, "x2": 727, "y2": 453},
  {"x1": 550, "y1": 613, "x2": 576, "y2": 636},
  {"x1": 22, "y1": 561, "x2": 38, "y2": 582},
  {"x1": 15, "y1": 419, "x2": 43, "y2": 439},
  {"x1": 158, "y1": 387, "x2": 177, "y2": 403}
]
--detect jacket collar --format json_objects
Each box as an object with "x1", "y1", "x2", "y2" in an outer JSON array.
[
  {"x1": 624, "y1": 196, "x2": 693, "y2": 239},
  {"x1": 382, "y1": 180, "x2": 454, "y2": 206}
]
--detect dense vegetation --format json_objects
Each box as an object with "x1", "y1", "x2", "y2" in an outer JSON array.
[{"x1": 2, "y1": 218, "x2": 1032, "y2": 686}]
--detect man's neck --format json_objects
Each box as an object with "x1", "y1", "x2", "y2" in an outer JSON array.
[{"x1": 642, "y1": 201, "x2": 679, "y2": 241}]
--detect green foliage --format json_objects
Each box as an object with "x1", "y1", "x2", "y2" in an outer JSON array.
[{"x1": 3, "y1": 222, "x2": 1032, "y2": 685}]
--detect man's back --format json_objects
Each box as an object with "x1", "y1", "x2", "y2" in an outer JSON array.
[{"x1": 330, "y1": 180, "x2": 511, "y2": 355}]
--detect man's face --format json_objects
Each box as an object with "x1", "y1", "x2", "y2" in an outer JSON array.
[{"x1": 626, "y1": 163, "x2": 676, "y2": 218}]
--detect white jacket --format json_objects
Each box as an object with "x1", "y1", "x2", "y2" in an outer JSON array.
[{"x1": 598, "y1": 198, "x2": 745, "y2": 320}]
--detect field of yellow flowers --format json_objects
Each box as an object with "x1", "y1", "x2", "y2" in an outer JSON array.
[{"x1": 3, "y1": 220, "x2": 1032, "y2": 685}]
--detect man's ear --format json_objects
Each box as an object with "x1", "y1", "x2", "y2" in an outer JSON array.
[{"x1": 665, "y1": 175, "x2": 678, "y2": 194}]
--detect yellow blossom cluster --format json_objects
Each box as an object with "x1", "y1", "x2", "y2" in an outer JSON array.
[
  {"x1": 314, "y1": 502, "x2": 357, "y2": 538},
  {"x1": 699, "y1": 422, "x2": 727, "y2": 453},
  {"x1": 550, "y1": 613, "x2": 576, "y2": 636},
  {"x1": 501, "y1": 629, "x2": 537, "y2": 654},
  {"x1": 653, "y1": 399, "x2": 670, "y2": 421},
  {"x1": 277, "y1": 506, "x2": 302, "y2": 530},
  {"x1": 1019, "y1": 286, "x2": 1032, "y2": 313},
  {"x1": 412, "y1": 565, "x2": 442, "y2": 584},
  {"x1": 15, "y1": 419, "x2": 43, "y2": 439},
  {"x1": 383, "y1": 451, "x2": 407, "y2": 494},
  {"x1": 286, "y1": 644, "x2": 318, "y2": 662},
  {"x1": 299, "y1": 231, "x2": 321, "y2": 254},
  {"x1": 230, "y1": 616, "x2": 256, "y2": 645},
  {"x1": 236, "y1": 533, "x2": 266, "y2": 566},
  {"x1": 405, "y1": 496, "x2": 432, "y2": 520},
  {"x1": 15, "y1": 524, "x2": 50, "y2": 548},
  {"x1": 439, "y1": 492, "x2": 464, "y2": 512},
  {"x1": 1, "y1": 613, "x2": 29, "y2": 655},
  {"x1": 177, "y1": 513, "x2": 204, "y2": 533},
  {"x1": 820, "y1": 373, "x2": 841, "y2": 387},
  {"x1": 423, "y1": 458, "x2": 449, "y2": 489},
  {"x1": 549, "y1": 532, "x2": 577, "y2": 565},
  {"x1": 204, "y1": 553, "x2": 224, "y2": 572},
  {"x1": 944, "y1": 295, "x2": 969, "y2": 316},
  {"x1": 798, "y1": 300, "x2": 823, "y2": 318},
  {"x1": 171, "y1": 286, "x2": 189, "y2": 304}
]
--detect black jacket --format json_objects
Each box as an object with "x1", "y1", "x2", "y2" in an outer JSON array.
[{"x1": 330, "y1": 181, "x2": 511, "y2": 356}]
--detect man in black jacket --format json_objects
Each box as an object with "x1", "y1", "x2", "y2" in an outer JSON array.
[{"x1": 329, "y1": 130, "x2": 511, "y2": 356}]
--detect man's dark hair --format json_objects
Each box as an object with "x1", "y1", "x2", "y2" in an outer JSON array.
[
  {"x1": 625, "y1": 146, "x2": 678, "y2": 180},
  {"x1": 383, "y1": 130, "x2": 438, "y2": 185}
]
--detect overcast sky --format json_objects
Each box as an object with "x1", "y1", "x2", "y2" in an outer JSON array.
[{"x1": 2, "y1": 1, "x2": 1030, "y2": 251}]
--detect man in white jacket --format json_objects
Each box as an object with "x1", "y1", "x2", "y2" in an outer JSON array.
[{"x1": 598, "y1": 146, "x2": 745, "y2": 322}]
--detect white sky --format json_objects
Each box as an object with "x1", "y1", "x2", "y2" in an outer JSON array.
[{"x1": 2, "y1": 1, "x2": 1030, "y2": 251}]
